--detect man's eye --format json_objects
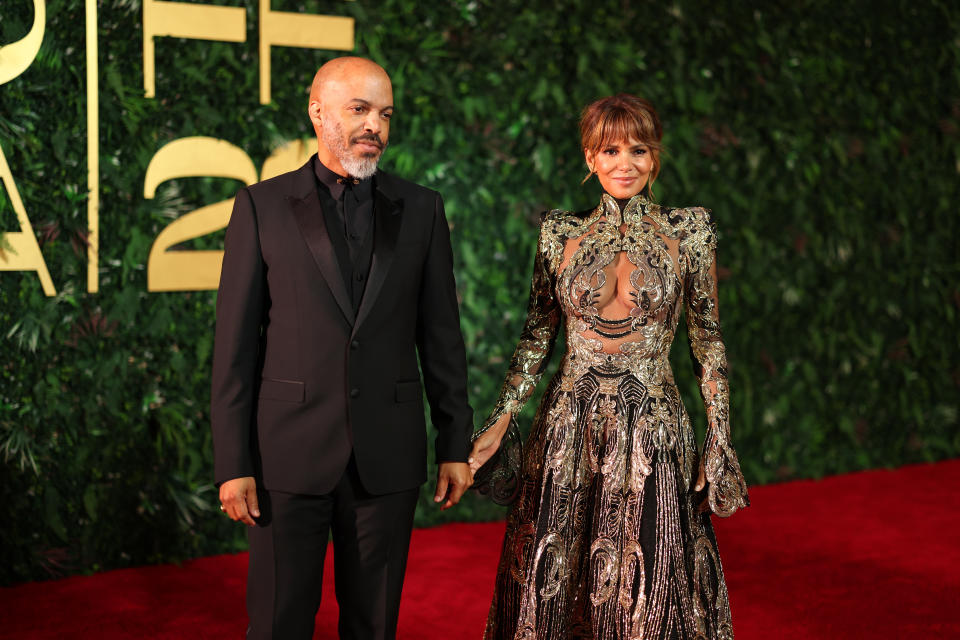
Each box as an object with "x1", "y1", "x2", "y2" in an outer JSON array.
[
  {"x1": 352, "y1": 106, "x2": 365, "y2": 113},
  {"x1": 382, "y1": 112, "x2": 393, "y2": 120}
]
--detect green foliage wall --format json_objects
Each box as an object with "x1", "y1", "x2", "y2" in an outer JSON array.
[{"x1": 2, "y1": 0, "x2": 957, "y2": 584}]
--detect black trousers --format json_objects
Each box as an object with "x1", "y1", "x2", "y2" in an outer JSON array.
[{"x1": 246, "y1": 457, "x2": 420, "y2": 639}]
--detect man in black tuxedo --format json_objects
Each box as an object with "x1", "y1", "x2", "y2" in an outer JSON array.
[{"x1": 211, "y1": 57, "x2": 474, "y2": 639}]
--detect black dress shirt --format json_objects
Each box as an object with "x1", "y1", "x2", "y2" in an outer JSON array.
[{"x1": 313, "y1": 157, "x2": 375, "y2": 313}]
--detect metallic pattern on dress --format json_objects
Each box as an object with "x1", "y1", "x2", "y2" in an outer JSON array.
[{"x1": 479, "y1": 193, "x2": 748, "y2": 639}]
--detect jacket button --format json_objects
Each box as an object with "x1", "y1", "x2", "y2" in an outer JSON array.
[
  {"x1": 351, "y1": 340, "x2": 360, "y2": 350},
  {"x1": 350, "y1": 388, "x2": 360, "y2": 398}
]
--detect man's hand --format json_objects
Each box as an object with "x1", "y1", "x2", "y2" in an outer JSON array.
[
  {"x1": 219, "y1": 476, "x2": 260, "y2": 526},
  {"x1": 434, "y1": 462, "x2": 472, "y2": 511}
]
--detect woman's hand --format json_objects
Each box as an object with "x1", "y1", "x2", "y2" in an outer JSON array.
[
  {"x1": 468, "y1": 413, "x2": 512, "y2": 475},
  {"x1": 694, "y1": 460, "x2": 710, "y2": 513}
]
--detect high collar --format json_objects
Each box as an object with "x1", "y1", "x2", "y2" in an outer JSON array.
[
  {"x1": 600, "y1": 191, "x2": 649, "y2": 225},
  {"x1": 313, "y1": 156, "x2": 373, "y2": 202}
]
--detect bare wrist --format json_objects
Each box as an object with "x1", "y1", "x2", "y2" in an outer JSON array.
[{"x1": 488, "y1": 412, "x2": 512, "y2": 437}]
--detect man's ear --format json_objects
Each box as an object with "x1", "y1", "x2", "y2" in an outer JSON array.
[{"x1": 308, "y1": 101, "x2": 323, "y2": 129}]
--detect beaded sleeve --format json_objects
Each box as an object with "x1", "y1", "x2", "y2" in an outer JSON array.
[
  {"x1": 484, "y1": 215, "x2": 563, "y2": 430},
  {"x1": 472, "y1": 215, "x2": 562, "y2": 504},
  {"x1": 680, "y1": 208, "x2": 749, "y2": 517}
]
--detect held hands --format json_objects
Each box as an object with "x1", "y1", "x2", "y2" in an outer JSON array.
[
  {"x1": 219, "y1": 476, "x2": 260, "y2": 526},
  {"x1": 434, "y1": 462, "x2": 472, "y2": 511},
  {"x1": 467, "y1": 413, "x2": 511, "y2": 475}
]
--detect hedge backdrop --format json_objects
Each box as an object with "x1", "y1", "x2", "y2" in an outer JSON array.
[{"x1": 1, "y1": 0, "x2": 958, "y2": 584}]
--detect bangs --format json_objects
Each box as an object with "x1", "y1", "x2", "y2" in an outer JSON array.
[
  {"x1": 578, "y1": 93, "x2": 665, "y2": 196},
  {"x1": 589, "y1": 108, "x2": 660, "y2": 152},
  {"x1": 580, "y1": 94, "x2": 663, "y2": 154}
]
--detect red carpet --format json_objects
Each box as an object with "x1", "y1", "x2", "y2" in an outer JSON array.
[{"x1": 2, "y1": 460, "x2": 959, "y2": 639}]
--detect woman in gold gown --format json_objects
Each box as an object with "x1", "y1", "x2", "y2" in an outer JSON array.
[{"x1": 469, "y1": 94, "x2": 750, "y2": 640}]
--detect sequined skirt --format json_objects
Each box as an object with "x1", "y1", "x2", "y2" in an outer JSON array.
[{"x1": 483, "y1": 365, "x2": 735, "y2": 640}]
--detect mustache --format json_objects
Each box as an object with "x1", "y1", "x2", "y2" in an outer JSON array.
[{"x1": 351, "y1": 133, "x2": 385, "y2": 149}]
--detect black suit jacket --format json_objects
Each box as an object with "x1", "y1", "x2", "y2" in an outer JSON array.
[{"x1": 211, "y1": 157, "x2": 473, "y2": 496}]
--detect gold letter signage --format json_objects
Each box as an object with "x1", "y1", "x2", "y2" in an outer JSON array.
[
  {"x1": 0, "y1": 1, "x2": 354, "y2": 296},
  {"x1": 142, "y1": 0, "x2": 247, "y2": 99},
  {"x1": 141, "y1": 0, "x2": 353, "y2": 291},
  {"x1": 258, "y1": 0, "x2": 354, "y2": 104},
  {"x1": 0, "y1": 0, "x2": 55, "y2": 295},
  {"x1": 143, "y1": 138, "x2": 311, "y2": 291}
]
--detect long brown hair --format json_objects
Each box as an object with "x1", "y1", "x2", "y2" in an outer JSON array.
[{"x1": 579, "y1": 94, "x2": 663, "y2": 197}]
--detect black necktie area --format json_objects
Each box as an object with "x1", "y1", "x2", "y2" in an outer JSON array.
[{"x1": 312, "y1": 158, "x2": 376, "y2": 312}]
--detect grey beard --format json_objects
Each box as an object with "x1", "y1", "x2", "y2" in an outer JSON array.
[
  {"x1": 322, "y1": 123, "x2": 383, "y2": 180},
  {"x1": 338, "y1": 153, "x2": 380, "y2": 180}
]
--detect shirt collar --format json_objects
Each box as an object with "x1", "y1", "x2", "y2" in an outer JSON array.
[{"x1": 313, "y1": 156, "x2": 373, "y2": 202}]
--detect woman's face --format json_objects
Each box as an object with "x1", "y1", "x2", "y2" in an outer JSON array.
[{"x1": 584, "y1": 137, "x2": 653, "y2": 199}]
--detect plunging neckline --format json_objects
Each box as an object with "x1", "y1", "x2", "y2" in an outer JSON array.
[
  {"x1": 558, "y1": 194, "x2": 683, "y2": 289},
  {"x1": 554, "y1": 193, "x2": 685, "y2": 350}
]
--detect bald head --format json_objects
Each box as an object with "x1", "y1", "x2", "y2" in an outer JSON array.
[
  {"x1": 308, "y1": 57, "x2": 394, "y2": 178},
  {"x1": 309, "y1": 57, "x2": 391, "y2": 106}
]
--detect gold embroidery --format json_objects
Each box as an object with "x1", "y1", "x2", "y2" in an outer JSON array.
[{"x1": 481, "y1": 194, "x2": 748, "y2": 639}]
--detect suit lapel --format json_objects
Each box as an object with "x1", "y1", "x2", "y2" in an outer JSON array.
[
  {"x1": 354, "y1": 185, "x2": 402, "y2": 332},
  {"x1": 288, "y1": 163, "x2": 356, "y2": 325}
]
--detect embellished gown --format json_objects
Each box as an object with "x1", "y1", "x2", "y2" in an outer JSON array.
[{"x1": 476, "y1": 193, "x2": 750, "y2": 640}]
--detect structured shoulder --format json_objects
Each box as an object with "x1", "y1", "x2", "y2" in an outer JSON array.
[
  {"x1": 684, "y1": 205, "x2": 714, "y2": 228},
  {"x1": 539, "y1": 208, "x2": 579, "y2": 244},
  {"x1": 541, "y1": 206, "x2": 595, "y2": 222},
  {"x1": 649, "y1": 204, "x2": 714, "y2": 238},
  {"x1": 536, "y1": 208, "x2": 587, "y2": 268},
  {"x1": 247, "y1": 167, "x2": 298, "y2": 197},
  {"x1": 246, "y1": 159, "x2": 316, "y2": 204},
  {"x1": 540, "y1": 208, "x2": 565, "y2": 224},
  {"x1": 683, "y1": 207, "x2": 716, "y2": 241},
  {"x1": 665, "y1": 206, "x2": 717, "y2": 255},
  {"x1": 652, "y1": 203, "x2": 710, "y2": 225}
]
